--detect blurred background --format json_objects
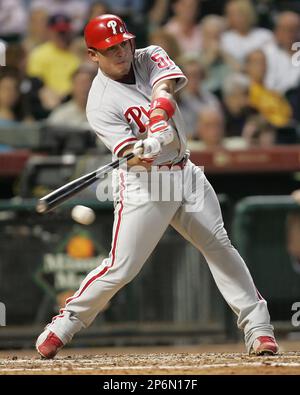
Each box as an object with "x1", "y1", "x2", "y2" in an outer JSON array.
[{"x1": 1, "y1": 0, "x2": 300, "y2": 350}]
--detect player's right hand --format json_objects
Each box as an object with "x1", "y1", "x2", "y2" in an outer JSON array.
[{"x1": 133, "y1": 138, "x2": 161, "y2": 161}]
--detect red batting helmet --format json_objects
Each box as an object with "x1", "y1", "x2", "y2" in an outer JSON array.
[{"x1": 84, "y1": 14, "x2": 135, "y2": 50}]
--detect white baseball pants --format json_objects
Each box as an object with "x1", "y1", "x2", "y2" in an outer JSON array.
[{"x1": 46, "y1": 160, "x2": 274, "y2": 352}]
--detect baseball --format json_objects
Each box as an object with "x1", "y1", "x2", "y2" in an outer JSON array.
[
  {"x1": 71, "y1": 205, "x2": 96, "y2": 225},
  {"x1": 292, "y1": 190, "x2": 300, "y2": 204}
]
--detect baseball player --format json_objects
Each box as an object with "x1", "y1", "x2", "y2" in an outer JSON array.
[{"x1": 36, "y1": 14, "x2": 279, "y2": 358}]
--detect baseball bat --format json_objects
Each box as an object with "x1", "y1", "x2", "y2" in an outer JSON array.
[{"x1": 36, "y1": 151, "x2": 136, "y2": 214}]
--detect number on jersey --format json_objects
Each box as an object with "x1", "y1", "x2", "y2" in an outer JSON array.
[{"x1": 151, "y1": 53, "x2": 175, "y2": 69}]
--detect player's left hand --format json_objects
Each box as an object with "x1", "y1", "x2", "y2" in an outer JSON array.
[{"x1": 133, "y1": 137, "x2": 161, "y2": 162}]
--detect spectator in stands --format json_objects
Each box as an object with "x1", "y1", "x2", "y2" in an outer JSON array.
[
  {"x1": 200, "y1": 15, "x2": 225, "y2": 66},
  {"x1": 177, "y1": 54, "x2": 221, "y2": 138},
  {"x1": 148, "y1": 0, "x2": 170, "y2": 30},
  {"x1": 264, "y1": 12, "x2": 300, "y2": 94},
  {"x1": 195, "y1": 107, "x2": 225, "y2": 149},
  {"x1": 0, "y1": 68, "x2": 31, "y2": 125},
  {"x1": 30, "y1": 0, "x2": 89, "y2": 34},
  {"x1": 6, "y1": 43, "x2": 52, "y2": 120},
  {"x1": 27, "y1": 14, "x2": 80, "y2": 106},
  {"x1": 242, "y1": 114, "x2": 277, "y2": 147},
  {"x1": 86, "y1": 1, "x2": 110, "y2": 21},
  {"x1": 100, "y1": 0, "x2": 146, "y2": 19},
  {"x1": 22, "y1": 7, "x2": 49, "y2": 52},
  {"x1": 70, "y1": 37, "x2": 98, "y2": 71},
  {"x1": 0, "y1": 0, "x2": 27, "y2": 42},
  {"x1": 47, "y1": 65, "x2": 96, "y2": 128},
  {"x1": 164, "y1": 0, "x2": 202, "y2": 55},
  {"x1": 189, "y1": 106, "x2": 247, "y2": 150},
  {"x1": 221, "y1": 73, "x2": 257, "y2": 137},
  {"x1": 245, "y1": 49, "x2": 292, "y2": 127},
  {"x1": 221, "y1": 0, "x2": 273, "y2": 64},
  {"x1": 199, "y1": 14, "x2": 238, "y2": 94},
  {"x1": 148, "y1": 28, "x2": 181, "y2": 62}
]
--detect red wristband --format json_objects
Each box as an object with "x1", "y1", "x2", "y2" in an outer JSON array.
[{"x1": 149, "y1": 97, "x2": 175, "y2": 120}]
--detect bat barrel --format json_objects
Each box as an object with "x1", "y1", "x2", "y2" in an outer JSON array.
[{"x1": 36, "y1": 171, "x2": 98, "y2": 213}]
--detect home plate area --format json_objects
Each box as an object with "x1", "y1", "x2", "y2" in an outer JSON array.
[{"x1": 1, "y1": 345, "x2": 300, "y2": 375}]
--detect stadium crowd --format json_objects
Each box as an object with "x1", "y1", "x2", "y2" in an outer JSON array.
[{"x1": 0, "y1": 0, "x2": 300, "y2": 152}]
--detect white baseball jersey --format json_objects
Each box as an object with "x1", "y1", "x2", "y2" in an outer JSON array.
[{"x1": 86, "y1": 45, "x2": 188, "y2": 164}]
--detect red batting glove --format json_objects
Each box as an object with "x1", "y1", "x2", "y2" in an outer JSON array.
[
  {"x1": 146, "y1": 115, "x2": 175, "y2": 147},
  {"x1": 147, "y1": 115, "x2": 169, "y2": 136}
]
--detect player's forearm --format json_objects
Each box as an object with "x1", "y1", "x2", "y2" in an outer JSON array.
[
  {"x1": 151, "y1": 80, "x2": 176, "y2": 121},
  {"x1": 152, "y1": 80, "x2": 175, "y2": 98}
]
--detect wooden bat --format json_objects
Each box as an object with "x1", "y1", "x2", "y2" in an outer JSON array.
[{"x1": 36, "y1": 151, "x2": 136, "y2": 214}]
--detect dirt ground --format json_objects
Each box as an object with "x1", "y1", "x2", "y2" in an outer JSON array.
[{"x1": 0, "y1": 341, "x2": 300, "y2": 375}]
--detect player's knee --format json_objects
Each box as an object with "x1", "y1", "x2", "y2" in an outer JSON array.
[
  {"x1": 101, "y1": 252, "x2": 145, "y2": 286},
  {"x1": 121, "y1": 267, "x2": 140, "y2": 284},
  {"x1": 111, "y1": 263, "x2": 141, "y2": 285},
  {"x1": 206, "y1": 225, "x2": 232, "y2": 250}
]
